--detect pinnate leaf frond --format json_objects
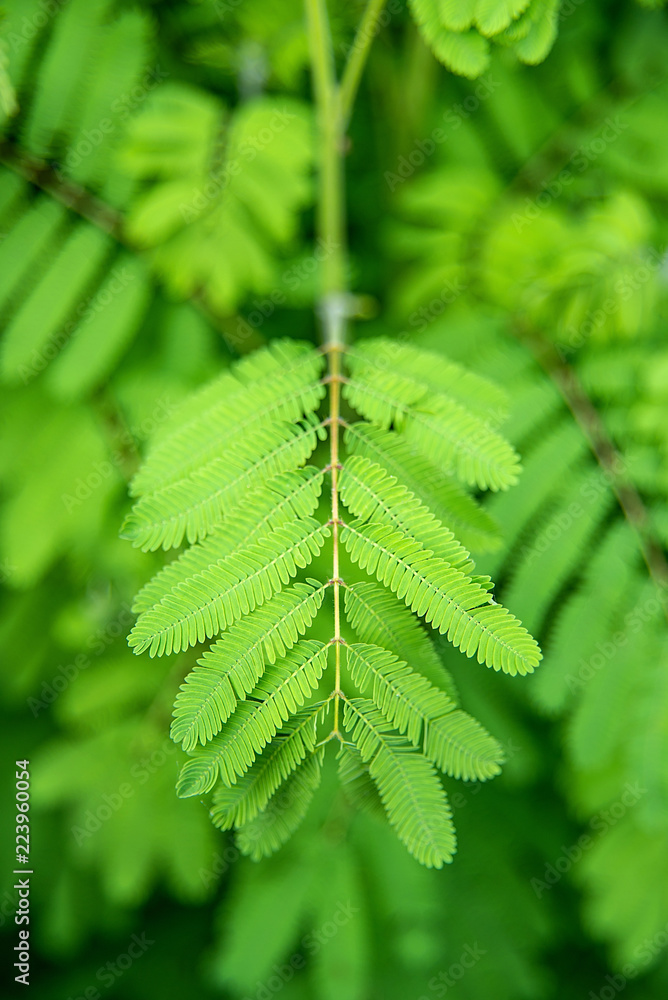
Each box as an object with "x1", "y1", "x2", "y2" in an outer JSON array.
[
  {"x1": 123, "y1": 335, "x2": 540, "y2": 865},
  {"x1": 131, "y1": 340, "x2": 325, "y2": 498},
  {"x1": 343, "y1": 520, "x2": 541, "y2": 675},
  {"x1": 132, "y1": 467, "x2": 323, "y2": 613},
  {"x1": 122, "y1": 415, "x2": 325, "y2": 551},
  {"x1": 129, "y1": 518, "x2": 330, "y2": 656},
  {"x1": 176, "y1": 641, "x2": 329, "y2": 797},
  {"x1": 346, "y1": 643, "x2": 502, "y2": 780},
  {"x1": 210, "y1": 705, "x2": 323, "y2": 829},
  {"x1": 339, "y1": 454, "x2": 473, "y2": 570},
  {"x1": 234, "y1": 750, "x2": 325, "y2": 861},
  {"x1": 344, "y1": 421, "x2": 500, "y2": 551},
  {"x1": 343, "y1": 698, "x2": 456, "y2": 868}
]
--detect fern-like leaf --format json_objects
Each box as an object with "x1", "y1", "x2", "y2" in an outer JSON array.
[
  {"x1": 124, "y1": 336, "x2": 539, "y2": 864},
  {"x1": 129, "y1": 518, "x2": 330, "y2": 656},
  {"x1": 122, "y1": 415, "x2": 325, "y2": 551},
  {"x1": 234, "y1": 750, "x2": 325, "y2": 860},
  {"x1": 172, "y1": 582, "x2": 327, "y2": 750},
  {"x1": 343, "y1": 698, "x2": 456, "y2": 868},
  {"x1": 342, "y1": 519, "x2": 541, "y2": 675},
  {"x1": 346, "y1": 643, "x2": 503, "y2": 780},
  {"x1": 344, "y1": 580, "x2": 458, "y2": 700},
  {"x1": 343, "y1": 352, "x2": 521, "y2": 490},
  {"x1": 210, "y1": 705, "x2": 323, "y2": 829},
  {"x1": 339, "y1": 454, "x2": 473, "y2": 570},
  {"x1": 344, "y1": 421, "x2": 500, "y2": 551},
  {"x1": 176, "y1": 641, "x2": 329, "y2": 796}
]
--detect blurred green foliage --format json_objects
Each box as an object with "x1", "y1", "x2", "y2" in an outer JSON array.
[{"x1": 1, "y1": 0, "x2": 668, "y2": 997}]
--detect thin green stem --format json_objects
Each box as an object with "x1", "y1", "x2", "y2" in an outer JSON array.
[
  {"x1": 304, "y1": 0, "x2": 346, "y2": 299},
  {"x1": 305, "y1": 0, "x2": 354, "y2": 738},
  {"x1": 339, "y1": 0, "x2": 388, "y2": 128},
  {"x1": 305, "y1": 0, "x2": 384, "y2": 736},
  {"x1": 328, "y1": 342, "x2": 344, "y2": 733}
]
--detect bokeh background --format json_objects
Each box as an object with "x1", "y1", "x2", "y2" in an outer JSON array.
[{"x1": 1, "y1": 0, "x2": 668, "y2": 997}]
